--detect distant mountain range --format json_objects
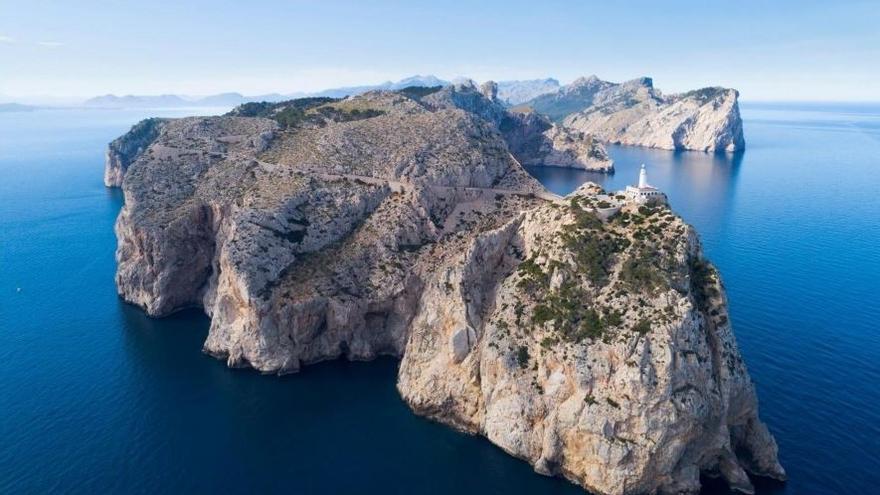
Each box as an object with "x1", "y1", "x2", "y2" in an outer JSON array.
[
  {"x1": 82, "y1": 75, "x2": 452, "y2": 108},
  {"x1": 306, "y1": 74, "x2": 450, "y2": 99},
  {"x1": 8, "y1": 75, "x2": 715, "y2": 113},
  {"x1": 79, "y1": 75, "x2": 565, "y2": 109},
  {"x1": 83, "y1": 93, "x2": 285, "y2": 109},
  {"x1": 0, "y1": 103, "x2": 37, "y2": 112},
  {"x1": 496, "y1": 78, "x2": 560, "y2": 105}
]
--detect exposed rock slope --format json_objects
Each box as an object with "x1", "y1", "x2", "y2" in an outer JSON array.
[
  {"x1": 104, "y1": 117, "x2": 168, "y2": 186},
  {"x1": 397, "y1": 187, "x2": 783, "y2": 493},
  {"x1": 107, "y1": 89, "x2": 781, "y2": 494},
  {"x1": 524, "y1": 76, "x2": 745, "y2": 152},
  {"x1": 424, "y1": 81, "x2": 613, "y2": 172},
  {"x1": 520, "y1": 75, "x2": 617, "y2": 122}
]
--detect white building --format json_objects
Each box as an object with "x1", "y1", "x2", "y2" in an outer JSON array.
[{"x1": 625, "y1": 164, "x2": 667, "y2": 205}]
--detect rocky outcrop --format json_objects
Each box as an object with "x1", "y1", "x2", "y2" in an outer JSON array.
[
  {"x1": 104, "y1": 117, "x2": 167, "y2": 186},
  {"x1": 425, "y1": 81, "x2": 613, "y2": 172},
  {"x1": 108, "y1": 90, "x2": 781, "y2": 494},
  {"x1": 397, "y1": 186, "x2": 783, "y2": 493},
  {"x1": 564, "y1": 82, "x2": 745, "y2": 152},
  {"x1": 520, "y1": 75, "x2": 616, "y2": 122},
  {"x1": 524, "y1": 76, "x2": 745, "y2": 153},
  {"x1": 538, "y1": 123, "x2": 613, "y2": 172}
]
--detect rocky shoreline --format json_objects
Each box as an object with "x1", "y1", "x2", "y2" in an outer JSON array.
[{"x1": 106, "y1": 83, "x2": 782, "y2": 494}]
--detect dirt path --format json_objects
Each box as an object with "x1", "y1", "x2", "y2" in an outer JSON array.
[{"x1": 256, "y1": 160, "x2": 564, "y2": 203}]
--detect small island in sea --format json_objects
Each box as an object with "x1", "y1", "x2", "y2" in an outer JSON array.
[{"x1": 103, "y1": 77, "x2": 783, "y2": 494}]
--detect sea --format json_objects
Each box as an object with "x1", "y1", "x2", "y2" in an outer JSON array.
[{"x1": 1, "y1": 102, "x2": 878, "y2": 494}]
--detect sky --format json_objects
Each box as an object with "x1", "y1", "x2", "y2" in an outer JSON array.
[{"x1": 1, "y1": 0, "x2": 878, "y2": 102}]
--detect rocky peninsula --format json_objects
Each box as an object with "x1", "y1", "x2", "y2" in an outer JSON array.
[{"x1": 105, "y1": 82, "x2": 782, "y2": 494}]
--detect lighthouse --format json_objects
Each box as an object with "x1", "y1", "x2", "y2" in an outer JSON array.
[
  {"x1": 625, "y1": 164, "x2": 667, "y2": 205},
  {"x1": 638, "y1": 164, "x2": 648, "y2": 188}
]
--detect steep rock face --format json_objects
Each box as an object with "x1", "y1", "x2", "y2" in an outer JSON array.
[
  {"x1": 564, "y1": 83, "x2": 745, "y2": 152},
  {"x1": 520, "y1": 75, "x2": 616, "y2": 122},
  {"x1": 113, "y1": 115, "x2": 279, "y2": 315},
  {"x1": 113, "y1": 91, "x2": 545, "y2": 373},
  {"x1": 108, "y1": 90, "x2": 780, "y2": 494},
  {"x1": 425, "y1": 82, "x2": 613, "y2": 172},
  {"x1": 539, "y1": 124, "x2": 613, "y2": 172},
  {"x1": 104, "y1": 117, "x2": 167, "y2": 186},
  {"x1": 524, "y1": 76, "x2": 745, "y2": 152},
  {"x1": 499, "y1": 110, "x2": 613, "y2": 172},
  {"x1": 398, "y1": 187, "x2": 784, "y2": 493}
]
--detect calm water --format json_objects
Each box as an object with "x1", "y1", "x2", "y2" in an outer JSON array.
[{"x1": 1, "y1": 104, "x2": 879, "y2": 494}]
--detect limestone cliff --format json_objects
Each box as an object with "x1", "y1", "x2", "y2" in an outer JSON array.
[
  {"x1": 524, "y1": 76, "x2": 745, "y2": 153},
  {"x1": 397, "y1": 187, "x2": 783, "y2": 493},
  {"x1": 104, "y1": 117, "x2": 167, "y2": 187},
  {"x1": 424, "y1": 81, "x2": 613, "y2": 172},
  {"x1": 520, "y1": 75, "x2": 617, "y2": 122},
  {"x1": 107, "y1": 89, "x2": 781, "y2": 494}
]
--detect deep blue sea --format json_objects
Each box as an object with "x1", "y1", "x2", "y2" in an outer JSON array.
[{"x1": 1, "y1": 103, "x2": 879, "y2": 494}]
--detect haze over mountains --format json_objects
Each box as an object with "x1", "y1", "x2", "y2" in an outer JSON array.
[
  {"x1": 82, "y1": 75, "x2": 451, "y2": 108},
  {"x1": 5, "y1": 74, "x2": 730, "y2": 113},
  {"x1": 79, "y1": 75, "x2": 561, "y2": 109},
  {"x1": 3, "y1": 73, "x2": 744, "y2": 153},
  {"x1": 0, "y1": 103, "x2": 37, "y2": 112}
]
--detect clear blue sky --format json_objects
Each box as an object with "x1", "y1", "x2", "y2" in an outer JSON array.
[{"x1": 1, "y1": 0, "x2": 878, "y2": 101}]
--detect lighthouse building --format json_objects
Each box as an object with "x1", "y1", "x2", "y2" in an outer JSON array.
[{"x1": 625, "y1": 164, "x2": 667, "y2": 205}]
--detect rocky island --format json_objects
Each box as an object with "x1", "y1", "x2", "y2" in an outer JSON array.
[{"x1": 105, "y1": 81, "x2": 782, "y2": 494}]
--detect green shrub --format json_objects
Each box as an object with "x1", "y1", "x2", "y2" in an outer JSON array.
[
  {"x1": 517, "y1": 256, "x2": 549, "y2": 290},
  {"x1": 620, "y1": 248, "x2": 666, "y2": 292},
  {"x1": 602, "y1": 309, "x2": 623, "y2": 327},
  {"x1": 632, "y1": 319, "x2": 652, "y2": 335},
  {"x1": 559, "y1": 226, "x2": 619, "y2": 286},
  {"x1": 532, "y1": 304, "x2": 553, "y2": 325},
  {"x1": 397, "y1": 86, "x2": 443, "y2": 98},
  {"x1": 516, "y1": 346, "x2": 530, "y2": 368},
  {"x1": 576, "y1": 309, "x2": 604, "y2": 340},
  {"x1": 227, "y1": 97, "x2": 346, "y2": 129},
  {"x1": 689, "y1": 257, "x2": 719, "y2": 308}
]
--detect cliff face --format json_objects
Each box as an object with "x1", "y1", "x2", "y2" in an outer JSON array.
[
  {"x1": 424, "y1": 81, "x2": 613, "y2": 172},
  {"x1": 108, "y1": 89, "x2": 781, "y2": 494},
  {"x1": 525, "y1": 77, "x2": 745, "y2": 153},
  {"x1": 113, "y1": 91, "x2": 544, "y2": 370},
  {"x1": 397, "y1": 187, "x2": 783, "y2": 493},
  {"x1": 520, "y1": 75, "x2": 617, "y2": 122},
  {"x1": 104, "y1": 117, "x2": 168, "y2": 187}
]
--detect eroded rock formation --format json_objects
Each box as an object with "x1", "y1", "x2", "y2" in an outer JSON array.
[
  {"x1": 397, "y1": 186, "x2": 783, "y2": 493},
  {"x1": 524, "y1": 76, "x2": 745, "y2": 153},
  {"x1": 104, "y1": 117, "x2": 168, "y2": 186},
  {"x1": 107, "y1": 88, "x2": 781, "y2": 494},
  {"x1": 423, "y1": 81, "x2": 613, "y2": 172}
]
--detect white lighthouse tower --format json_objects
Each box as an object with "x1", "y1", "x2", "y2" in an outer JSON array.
[{"x1": 625, "y1": 164, "x2": 667, "y2": 205}]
